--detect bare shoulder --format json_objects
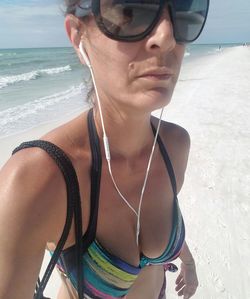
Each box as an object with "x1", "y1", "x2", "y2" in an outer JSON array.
[
  {"x1": 0, "y1": 111, "x2": 89, "y2": 240},
  {"x1": 40, "y1": 110, "x2": 89, "y2": 162},
  {"x1": 161, "y1": 119, "x2": 190, "y2": 150},
  {"x1": 151, "y1": 116, "x2": 191, "y2": 193},
  {"x1": 0, "y1": 146, "x2": 69, "y2": 298},
  {"x1": 0, "y1": 112, "x2": 89, "y2": 298},
  {"x1": 0, "y1": 144, "x2": 67, "y2": 242}
]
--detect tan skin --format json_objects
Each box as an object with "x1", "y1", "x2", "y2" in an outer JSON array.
[{"x1": 0, "y1": 7, "x2": 198, "y2": 299}]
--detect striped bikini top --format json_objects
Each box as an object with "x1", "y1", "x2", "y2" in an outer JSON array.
[{"x1": 49, "y1": 109, "x2": 185, "y2": 299}]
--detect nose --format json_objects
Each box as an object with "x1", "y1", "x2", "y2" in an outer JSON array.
[{"x1": 145, "y1": 7, "x2": 176, "y2": 53}]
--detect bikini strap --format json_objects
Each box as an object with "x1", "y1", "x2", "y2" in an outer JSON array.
[
  {"x1": 83, "y1": 108, "x2": 102, "y2": 248},
  {"x1": 59, "y1": 109, "x2": 101, "y2": 261},
  {"x1": 151, "y1": 123, "x2": 177, "y2": 197},
  {"x1": 12, "y1": 140, "x2": 84, "y2": 299}
]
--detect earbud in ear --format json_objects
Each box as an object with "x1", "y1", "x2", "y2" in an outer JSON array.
[{"x1": 79, "y1": 41, "x2": 91, "y2": 68}]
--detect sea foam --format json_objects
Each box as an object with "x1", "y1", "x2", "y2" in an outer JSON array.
[
  {"x1": 0, "y1": 84, "x2": 87, "y2": 138},
  {"x1": 0, "y1": 65, "x2": 72, "y2": 89}
]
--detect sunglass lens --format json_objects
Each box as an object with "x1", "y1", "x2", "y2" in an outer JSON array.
[
  {"x1": 173, "y1": 0, "x2": 209, "y2": 42},
  {"x1": 100, "y1": 0, "x2": 161, "y2": 38}
]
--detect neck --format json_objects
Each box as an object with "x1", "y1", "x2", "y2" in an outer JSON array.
[{"x1": 93, "y1": 106, "x2": 155, "y2": 160}]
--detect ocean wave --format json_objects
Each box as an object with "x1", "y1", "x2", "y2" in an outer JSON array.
[
  {"x1": 0, "y1": 52, "x2": 17, "y2": 57},
  {"x1": 0, "y1": 65, "x2": 72, "y2": 89},
  {"x1": 0, "y1": 71, "x2": 40, "y2": 89},
  {"x1": 0, "y1": 84, "x2": 83, "y2": 125},
  {"x1": 40, "y1": 65, "x2": 71, "y2": 75},
  {"x1": 0, "y1": 84, "x2": 88, "y2": 138}
]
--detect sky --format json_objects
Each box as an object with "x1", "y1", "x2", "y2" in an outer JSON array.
[{"x1": 0, "y1": 0, "x2": 250, "y2": 49}]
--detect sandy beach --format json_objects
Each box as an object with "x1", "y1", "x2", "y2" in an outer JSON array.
[
  {"x1": 163, "y1": 46, "x2": 250, "y2": 299},
  {"x1": 0, "y1": 46, "x2": 249, "y2": 298}
]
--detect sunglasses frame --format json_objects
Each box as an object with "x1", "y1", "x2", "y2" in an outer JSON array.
[{"x1": 79, "y1": 0, "x2": 210, "y2": 44}]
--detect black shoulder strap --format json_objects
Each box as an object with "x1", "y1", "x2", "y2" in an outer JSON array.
[
  {"x1": 12, "y1": 140, "x2": 84, "y2": 299},
  {"x1": 151, "y1": 124, "x2": 177, "y2": 197}
]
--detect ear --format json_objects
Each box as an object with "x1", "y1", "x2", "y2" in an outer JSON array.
[{"x1": 64, "y1": 14, "x2": 88, "y2": 65}]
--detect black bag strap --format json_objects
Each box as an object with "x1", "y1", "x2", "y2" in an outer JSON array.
[{"x1": 12, "y1": 140, "x2": 84, "y2": 299}]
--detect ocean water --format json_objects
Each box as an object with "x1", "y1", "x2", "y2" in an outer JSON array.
[{"x1": 0, "y1": 44, "x2": 240, "y2": 139}]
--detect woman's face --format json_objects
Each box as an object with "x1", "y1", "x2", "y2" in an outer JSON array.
[{"x1": 76, "y1": 8, "x2": 185, "y2": 114}]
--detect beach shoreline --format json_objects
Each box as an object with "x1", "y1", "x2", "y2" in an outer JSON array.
[
  {"x1": 0, "y1": 109, "x2": 86, "y2": 165},
  {"x1": 0, "y1": 45, "x2": 249, "y2": 298}
]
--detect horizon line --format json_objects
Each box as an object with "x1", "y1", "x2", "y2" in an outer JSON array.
[{"x1": 1, "y1": 42, "x2": 249, "y2": 50}]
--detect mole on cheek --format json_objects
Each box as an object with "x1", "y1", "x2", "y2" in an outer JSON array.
[{"x1": 129, "y1": 63, "x2": 135, "y2": 70}]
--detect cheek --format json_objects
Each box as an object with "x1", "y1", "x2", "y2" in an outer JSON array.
[
  {"x1": 87, "y1": 39, "x2": 139, "y2": 91},
  {"x1": 84, "y1": 20, "x2": 141, "y2": 84},
  {"x1": 91, "y1": 50, "x2": 131, "y2": 94}
]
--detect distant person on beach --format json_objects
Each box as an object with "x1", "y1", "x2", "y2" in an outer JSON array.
[{"x1": 0, "y1": 0, "x2": 210, "y2": 299}]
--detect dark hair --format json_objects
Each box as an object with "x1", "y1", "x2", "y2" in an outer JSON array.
[{"x1": 63, "y1": 1, "x2": 95, "y2": 104}]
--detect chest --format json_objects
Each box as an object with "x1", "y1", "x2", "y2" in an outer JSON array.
[
  {"x1": 48, "y1": 147, "x2": 177, "y2": 268},
  {"x1": 92, "y1": 154, "x2": 175, "y2": 266}
]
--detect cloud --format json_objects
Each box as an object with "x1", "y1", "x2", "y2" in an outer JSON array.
[
  {"x1": 1, "y1": 2, "x2": 63, "y2": 19},
  {"x1": 0, "y1": 0, "x2": 68, "y2": 48}
]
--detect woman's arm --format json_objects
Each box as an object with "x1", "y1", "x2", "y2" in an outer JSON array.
[
  {"x1": 161, "y1": 124, "x2": 198, "y2": 299},
  {"x1": 179, "y1": 241, "x2": 195, "y2": 265},
  {"x1": 175, "y1": 241, "x2": 198, "y2": 299},
  {"x1": 126, "y1": 265, "x2": 165, "y2": 299}
]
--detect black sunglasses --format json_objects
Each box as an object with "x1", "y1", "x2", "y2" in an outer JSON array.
[{"x1": 75, "y1": 0, "x2": 210, "y2": 44}]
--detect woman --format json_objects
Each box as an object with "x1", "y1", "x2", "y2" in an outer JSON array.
[{"x1": 0, "y1": 0, "x2": 209, "y2": 298}]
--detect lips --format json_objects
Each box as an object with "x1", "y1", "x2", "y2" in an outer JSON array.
[
  {"x1": 141, "y1": 74, "x2": 172, "y2": 80},
  {"x1": 138, "y1": 68, "x2": 174, "y2": 80}
]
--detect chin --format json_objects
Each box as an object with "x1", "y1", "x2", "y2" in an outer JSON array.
[{"x1": 139, "y1": 88, "x2": 173, "y2": 112}]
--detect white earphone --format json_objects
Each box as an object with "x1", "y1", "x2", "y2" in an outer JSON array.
[
  {"x1": 79, "y1": 41, "x2": 111, "y2": 161},
  {"x1": 79, "y1": 41, "x2": 91, "y2": 68}
]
